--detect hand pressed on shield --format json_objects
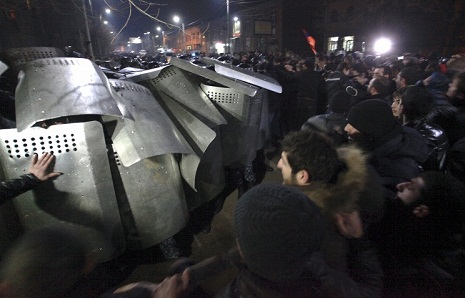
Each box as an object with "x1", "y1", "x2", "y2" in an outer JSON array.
[{"x1": 28, "y1": 152, "x2": 62, "y2": 181}]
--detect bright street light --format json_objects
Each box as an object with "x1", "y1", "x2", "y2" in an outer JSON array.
[
  {"x1": 173, "y1": 15, "x2": 185, "y2": 53},
  {"x1": 105, "y1": 8, "x2": 111, "y2": 14},
  {"x1": 374, "y1": 38, "x2": 392, "y2": 54}
]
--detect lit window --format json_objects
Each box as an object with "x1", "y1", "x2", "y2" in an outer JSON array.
[{"x1": 327, "y1": 37, "x2": 338, "y2": 51}]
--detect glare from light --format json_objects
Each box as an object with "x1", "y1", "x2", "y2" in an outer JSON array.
[
  {"x1": 103, "y1": 20, "x2": 108, "y2": 25},
  {"x1": 233, "y1": 16, "x2": 238, "y2": 21},
  {"x1": 110, "y1": 31, "x2": 114, "y2": 34},
  {"x1": 374, "y1": 38, "x2": 392, "y2": 54},
  {"x1": 173, "y1": 16, "x2": 180, "y2": 23},
  {"x1": 105, "y1": 9, "x2": 111, "y2": 14},
  {"x1": 157, "y1": 27, "x2": 161, "y2": 31}
]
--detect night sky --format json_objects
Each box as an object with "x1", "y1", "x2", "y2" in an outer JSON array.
[{"x1": 100, "y1": 0, "x2": 229, "y2": 40}]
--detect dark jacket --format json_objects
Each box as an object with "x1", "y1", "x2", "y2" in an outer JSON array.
[
  {"x1": 302, "y1": 112, "x2": 348, "y2": 145},
  {"x1": 404, "y1": 119, "x2": 449, "y2": 171},
  {"x1": 0, "y1": 174, "x2": 39, "y2": 205},
  {"x1": 369, "y1": 126, "x2": 429, "y2": 190}
]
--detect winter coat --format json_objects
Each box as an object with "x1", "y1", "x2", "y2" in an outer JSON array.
[
  {"x1": 369, "y1": 126, "x2": 429, "y2": 191},
  {"x1": 404, "y1": 119, "x2": 449, "y2": 171},
  {"x1": 1, "y1": 174, "x2": 40, "y2": 205}
]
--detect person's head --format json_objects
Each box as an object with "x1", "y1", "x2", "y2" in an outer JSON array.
[
  {"x1": 367, "y1": 76, "x2": 391, "y2": 96},
  {"x1": 0, "y1": 226, "x2": 95, "y2": 298},
  {"x1": 234, "y1": 184, "x2": 325, "y2": 282},
  {"x1": 345, "y1": 99, "x2": 399, "y2": 150},
  {"x1": 396, "y1": 172, "x2": 465, "y2": 227},
  {"x1": 396, "y1": 67, "x2": 420, "y2": 88},
  {"x1": 401, "y1": 86, "x2": 434, "y2": 123},
  {"x1": 302, "y1": 57, "x2": 315, "y2": 70},
  {"x1": 278, "y1": 130, "x2": 339, "y2": 186},
  {"x1": 446, "y1": 53, "x2": 465, "y2": 74},
  {"x1": 373, "y1": 65, "x2": 392, "y2": 79},
  {"x1": 350, "y1": 63, "x2": 368, "y2": 79},
  {"x1": 391, "y1": 87, "x2": 407, "y2": 118},
  {"x1": 328, "y1": 90, "x2": 351, "y2": 114},
  {"x1": 336, "y1": 62, "x2": 350, "y2": 76},
  {"x1": 446, "y1": 71, "x2": 465, "y2": 101}
]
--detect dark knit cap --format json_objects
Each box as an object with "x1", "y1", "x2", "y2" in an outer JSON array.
[
  {"x1": 329, "y1": 90, "x2": 351, "y2": 114},
  {"x1": 234, "y1": 184, "x2": 325, "y2": 282},
  {"x1": 347, "y1": 99, "x2": 396, "y2": 140}
]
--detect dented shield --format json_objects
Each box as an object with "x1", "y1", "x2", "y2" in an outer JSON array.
[{"x1": 15, "y1": 58, "x2": 133, "y2": 132}]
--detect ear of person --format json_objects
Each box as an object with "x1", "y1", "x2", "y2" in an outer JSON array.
[{"x1": 334, "y1": 211, "x2": 364, "y2": 238}]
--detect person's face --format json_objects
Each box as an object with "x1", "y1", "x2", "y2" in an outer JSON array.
[
  {"x1": 396, "y1": 177, "x2": 425, "y2": 205},
  {"x1": 395, "y1": 72, "x2": 404, "y2": 89},
  {"x1": 344, "y1": 123, "x2": 360, "y2": 138},
  {"x1": 391, "y1": 96, "x2": 402, "y2": 118},
  {"x1": 277, "y1": 151, "x2": 297, "y2": 185},
  {"x1": 373, "y1": 68, "x2": 384, "y2": 79},
  {"x1": 367, "y1": 78, "x2": 376, "y2": 95},
  {"x1": 447, "y1": 77, "x2": 460, "y2": 98}
]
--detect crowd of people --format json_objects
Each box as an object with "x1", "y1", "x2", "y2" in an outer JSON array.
[{"x1": 1, "y1": 49, "x2": 465, "y2": 297}]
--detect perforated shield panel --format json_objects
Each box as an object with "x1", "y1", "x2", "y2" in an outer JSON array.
[
  {"x1": 0, "y1": 121, "x2": 125, "y2": 262},
  {"x1": 200, "y1": 83, "x2": 249, "y2": 123},
  {"x1": 6, "y1": 47, "x2": 65, "y2": 67},
  {"x1": 139, "y1": 66, "x2": 227, "y2": 126}
]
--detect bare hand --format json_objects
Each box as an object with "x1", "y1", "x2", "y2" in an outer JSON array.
[
  {"x1": 28, "y1": 152, "x2": 62, "y2": 181},
  {"x1": 334, "y1": 211, "x2": 364, "y2": 238},
  {"x1": 153, "y1": 270, "x2": 190, "y2": 298}
]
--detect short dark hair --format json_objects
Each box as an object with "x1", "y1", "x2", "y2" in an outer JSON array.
[
  {"x1": 399, "y1": 67, "x2": 421, "y2": 85},
  {"x1": 281, "y1": 130, "x2": 339, "y2": 183},
  {"x1": 401, "y1": 86, "x2": 434, "y2": 121},
  {"x1": 375, "y1": 65, "x2": 392, "y2": 77},
  {"x1": 393, "y1": 86, "x2": 408, "y2": 99},
  {"x1": 370, "y1": 77, "x2": 391, "y2": 96}
]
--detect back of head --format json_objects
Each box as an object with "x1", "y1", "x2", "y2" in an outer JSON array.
[
  {"x1": 418, "y1": 171, "x2": 465, "y2": 229},
  {"x1": 234, "y1": 184, "x2": 324, "y2": 282},
  {"x1": 281, "y1": 130, "x2": 339, "y2": 183},
  {"x1": 347, "y1": 99, "x2": 397, "y2": 141},
  {"x1": 329, "y1": 90, "x2": 351, "y2": 114},
  {"x1": 371, "y1": 76, "x2": 391, "y2": 96},
  {"x1": 303, "y1": 57, "x2": 315, "y2": 69},
  {"x1": 399, "y1": 67, "x2": 421, "y2": 85},
  {"x1": 402, "y1": 86, "x2": 434, "y2": 121},
  {"x1": 0, "y1": 226, "x2": 89, "y2": 298}
]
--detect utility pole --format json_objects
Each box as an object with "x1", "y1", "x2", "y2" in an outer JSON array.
[
  {"x1": 82, "y1": 0, "x2": 94, "y2": 59},
  {"x1": 226, "y1": 0, "x2": 230, "y2": 54}
]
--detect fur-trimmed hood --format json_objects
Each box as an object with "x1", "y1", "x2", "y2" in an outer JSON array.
[{"x1": 300, "y1": 145, "x2": 385, "y2": 221}]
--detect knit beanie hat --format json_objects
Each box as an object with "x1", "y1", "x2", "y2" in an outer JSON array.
[
  {"x1": 347, "y1": 99, "x2": 396, "y2": 140},
  {"x1": 234, "y1": 184, "x2": 325, "y2": 282},
  {"x1": 329, "y1": 90, "x2": 351, "y2": 114}
]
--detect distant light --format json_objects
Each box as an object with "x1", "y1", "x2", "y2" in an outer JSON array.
[
  {"x1": 173, "y1": 15, "x2": 180, "y2": 23},
  {"x1": 103, "y1": 20, "x2": 108, "y2": 25},
  {"x1": 157, "y1": 27, "x2": 161, "y2": 31},
  {"x1": 156, "y1": 35, "x2": 159, "y2": 38},
  {"x1": 374, "y1": 38, "x2": 392, "y2": 54},
  {"x1": 233, "y1": 17, "x2": 238, "y2": 21},
  {"x1": 105, "y1": 9, "x2": 111, "y2": 14},
  {"x1": 110, "y1": 31, "x2": 114, "y2": 34}
]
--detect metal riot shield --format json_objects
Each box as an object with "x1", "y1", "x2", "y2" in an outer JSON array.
[
  {"x1": 5, "y1": 47, "x2": 64, "y2": 68},
  {"x1": 14, "y1": 58, "x2": 133, "y2": 132},
  {"x1": 201, "y1": 83, "x2": 264, "y2": 166},
  {"x1": 0, "y1": 121, "x2": 125, "y2": 262},
  {"x1": 107, "y1": 79, "x2": 194, "y2": 167},
  {"x1": 129, "y1": 65, "x2": 227, "y2": 126},
  {"x1": 112, "y1": 150, "x2": 188, "y2": 249},
  {"x1": 156, "y1": 91, "x2": 224, "y2": 210}
]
